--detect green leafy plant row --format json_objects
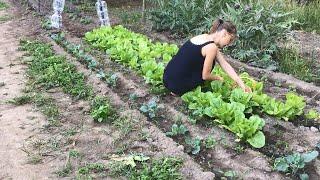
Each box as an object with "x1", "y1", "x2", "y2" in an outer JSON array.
[
  {"x1": 84, "y1": 26, "x2": 309, "y2": 148},
  {"x1": 19, "y1": 40, "x2": 93, "y2": 100},
  {"x1": 85, "y1": 25, "x2": 178, "y2": 87},
  {"x1": 209, "y1": 67, "x2": 306, "y2": 121}
]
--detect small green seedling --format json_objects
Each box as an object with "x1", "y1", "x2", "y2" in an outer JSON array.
[
  {"x1": 185, "y1": 137, "x2": 201, "y2": 155},
  {"x1": 204, "y1": 136, "x2": 217, "y2": 149},
  {"x1": 139, "y1": 98, "x2": 159, "y2": 118},
  {"x1": 166, "y1": 124, "x2": 188, "y2": 137},
  {"x1": 274, "y1": 151, "x2": 319, "y2": 178},
  {"x1": 305, "y1": 109, "x2": 320, "y2": 120}
]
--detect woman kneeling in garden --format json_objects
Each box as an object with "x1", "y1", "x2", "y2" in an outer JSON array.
[{"x1": 163, "y1": 18, "x2": 251, "y2": 96}]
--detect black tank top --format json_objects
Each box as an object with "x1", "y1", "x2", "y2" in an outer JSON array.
[{"x1": 163, "y1": 40, "x2": 216, "y2": 95}]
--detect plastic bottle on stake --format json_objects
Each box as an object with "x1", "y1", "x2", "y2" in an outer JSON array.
[
  {"x1": 51, "y1": 0, "x2": 65, "y2": 29},
  {"x1": 53, "y1": 0, "x2": 65, "y2": 12},
  {"x1": 96, "y1": 0, "x2": 110, "y2": 26},
  {"x1": 50, "y1": 12, "x2": 62, "y2": 29}
]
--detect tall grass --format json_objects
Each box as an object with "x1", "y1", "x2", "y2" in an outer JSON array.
[
  {"x1": 291, "y1": 0, "x2": 320, "y2": 33},
  {"x1": 266, "y1": 0, "x2": 320, "y2": 34},
  {"x1": 275, "y1": 47, "x2": 319, "y2": 84}
]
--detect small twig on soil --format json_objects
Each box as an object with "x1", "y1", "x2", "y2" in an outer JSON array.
[{"x1": 311, "y1": 92, "x2": 320, "y2": 100}]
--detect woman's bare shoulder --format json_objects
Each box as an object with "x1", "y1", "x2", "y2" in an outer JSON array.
[{"x1": 190, "y1": 34, "x2": 208, "y2": 44}]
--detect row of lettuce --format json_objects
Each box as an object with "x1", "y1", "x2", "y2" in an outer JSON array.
[{"x1": 84, "y1": 26, "x2": 317, "y2": 148}]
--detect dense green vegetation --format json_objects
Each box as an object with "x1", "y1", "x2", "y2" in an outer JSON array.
[{"x1": 147, "y1": 0, "x2": 319, "y2": 83}]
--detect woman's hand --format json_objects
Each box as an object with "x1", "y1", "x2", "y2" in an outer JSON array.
[
  {"x1": 213, "y1": 75, "x2": 224, "y2": 81},
  {"x1": 242, "y1": 86, "x2": 252, "y2": 93}
]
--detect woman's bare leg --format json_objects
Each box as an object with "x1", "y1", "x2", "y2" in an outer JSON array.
[{"x1": 170, "y1": 92, "x2": 177, "y2": 96}]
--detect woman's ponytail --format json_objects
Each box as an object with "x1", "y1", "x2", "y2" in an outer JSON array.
[
  {"x1": 209, "y1": 18, "x2": 237, "y2": 35},
  {"x1": 210, "y1": 18, "x2": 224, "y2": 34}
]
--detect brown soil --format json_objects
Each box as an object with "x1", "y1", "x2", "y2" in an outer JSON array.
[
  {"x1": 7, "y1": 0, "x2": 320, "y2": 179},
  {"x1": 58, "y1": 32, "x2": 288, "y2": 179},
  {"x1": 0, "y1": 1, "x2": 216, "y2": 179},
  {"x1": 291, "y1": 30, "x2": 320, "y2": 64},
  {"x1": 48, "y1": 39, "x2": 215, "y2": 179},
  {"x1": 0, "y1": 1, "x2": 55, "y2": 178},
  {"x1": 55, "y1": 9, "x2": 320, "y2": 178}
]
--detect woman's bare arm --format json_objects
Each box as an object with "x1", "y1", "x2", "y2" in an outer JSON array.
[
  {"x1": 201, "y1": 44, "x2": 223, "y2": 81},
  {"x1": 216, "y1": 50, "x2": 251, "y2": 92}
]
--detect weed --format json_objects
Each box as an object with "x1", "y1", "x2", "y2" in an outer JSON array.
[
  {"x1": 69, "y1": 150, "x2": 81, "y2": 158},
  {"x1": 283, "y1": 0, "x2": 320, "y2": 33},
  {"x1": 41, "y1": 19, "x2": 51, "y2": 30},
  {"x1": 275, "y1": 47, "x2": 318, "y2": 83},
  {"x1": 108, "y1": 161, "x2": 132, "y2": 177},
  {"x1": 188, "y1": 116, "x2": 197, "y2": 124},
  {"x1": 80, "y1": 17, "x2": 92, "y2": 25},
  {"x1": 0, "y1": 1, "x2": 9, "y2": 10},
  {"x1": 56, "y1": 162, "x2": 72, "y2": 177},
  {"x1": 204, "y1": 136, "x2": 217, "y2": 149},
  {"x1": 48, "y1": 137, "x2": 61, "y2": 151},
  {"x1": 275, "y1": 141, "x2": 289, "y2": 152},
  {"x1": 19, "y1": 40, "x2": 93, "y2": 100},
  {"x1": 223, "y1": 170, "x2": 238, "y2": 179},
  {"x1": 233, "y1": 145, "x2": 245, "y2": 154},
  {"x1": 63, "y1": 127, "x2": 78, "y2": 137},
  {"x1": 115, "y1": 144, "x2": 129, "y2": 155},
  {"x1": 305, "y1": 109, "x2": 320, "y2": 120},
  {"x1": 90, "y1": 96, "x2": 116, "y2": 123},
  {"x1": 27, "y1": 154, "x2": 43, "y2": 164},
  {"x1": 113, "y1": 117, "x2": 134, "y2": 136},
  {"x1": 129, "y1": 93, "x2": 138, "y2": 101},
  {"x1": 0, "y1": 15, "x2": 12, "y2": 23},
  {"x1": 77, "y1": 162, "x2": 106, "y2": 179},
  {"x1": 109, "y1": 156, "x2": 183, "y2": 180},
  {"x1": 119, "y1": 10, "x2": 142, "y2": 25},
  {"x1": 106, "y1": 73, "x2": 118, "y2": 88},
  {"x1": 8, "y1": 94, "x2": 33, "y2": 105},
  {"x1": 138, "y1": 130, "x2": 149, "y2": 141}
]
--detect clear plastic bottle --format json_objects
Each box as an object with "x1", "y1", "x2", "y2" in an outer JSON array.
[
  {"x1": 95, "y1": 0, "x2": 110, "y2": 26},
  {"x1": 53, "y1": 0, "x2": 65, "y2": 12},
  {"x1": 50, "y1": 12, "x2": 62, "y2": 29},
  {"x1": 51, "y1": 0, "x2": 65, "y2": 29}
]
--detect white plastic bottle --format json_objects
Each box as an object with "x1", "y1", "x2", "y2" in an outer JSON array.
[
  {"x1": 50, "y1": 12, "x2": 62, "y2": 29},
  {"x1": 53, "y1": 0, "x2": 65, "y2": 12},
  {"x1": 51, "y1": 0, "x2": 65, "y2": 29},
  {"x1": 96, "y1": 0, "x2": 110, "y2": 26}
]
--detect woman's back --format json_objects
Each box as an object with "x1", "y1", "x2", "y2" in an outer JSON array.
[{"x1": 163, "y1": 35, "x2": 215, "y2": 95}]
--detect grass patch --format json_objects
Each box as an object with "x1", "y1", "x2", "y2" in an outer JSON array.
[
  {"x1": 0, "y1": 1, "x2": 8, "y2": 10},
  {"x1": 90, "y1": 96, "x2": 117, "y2": 123},
  {"x1": 19, "y1": 40, "x2": 93, "y2": 100},
  {"x1": 287, "y1": 0, "x2": 320, "y2": 34},
  {"x1": 275, "y1": 47, "x2": 319, "y2": 84},
  {"x1": 0, "y1": 15, "x2": 11, "y2": 23},
  {"x1": 76, "y1": 162, "x2": 106, "y2": 179},
  {"x1": 56, "y1": 162, "x2": 72, "y2": 177},
  {"x1": 8, "y1": 94, "x2": 33, "y2": 105},
  {"x1": 8, "y1": 93, "x2": 60, "y2": 125},
  {"x1": 113, "y1": 116, "x2": 134, "y2": 137},
  {"x1": 109, "y1": 157, "x2": 183, "y2": 180}
]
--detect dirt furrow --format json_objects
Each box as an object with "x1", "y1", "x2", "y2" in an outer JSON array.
[
  {"x1": 47, "y1": 37, "x2": 216, "y2": 180},
  {"x1": 50, "y1": 33, "x2": 291, "y2": 179}
]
